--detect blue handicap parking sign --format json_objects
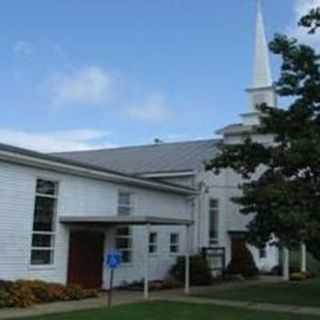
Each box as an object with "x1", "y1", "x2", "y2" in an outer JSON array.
[{"x1": 106, "y1": 250, "x2": 122, "y2": 269}]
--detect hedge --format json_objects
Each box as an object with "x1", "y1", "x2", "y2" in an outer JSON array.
[{"x1": 0, "y1": 280, "x2": 98, "y2": 308}]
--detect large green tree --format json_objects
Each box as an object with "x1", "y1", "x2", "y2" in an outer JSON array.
[{"x1": 206, "y1": 9, "x2": 320, "y2": 258}]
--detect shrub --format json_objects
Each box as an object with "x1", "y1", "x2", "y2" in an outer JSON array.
[
  {"x1": 21, "y1": 280, "x2": 52, "y2": 303},
  {"x1": 290, "y1": 272, "x2": 315, "y2": 281},
  {"x1": 0, "y1": 280, "x2": 14, "y2": 308},
  {"x1": 7, "y1": 281, "x2": 37, "y2": 308},
  {"x1": 162, "y1": 277, "x2": 183, "y2": 289},
  {"x1": 270, "y1": 265, "x2": 282, "y2": 276},
  {"x1": 170, "y1": 255, "x2": 213, "y2": 286},
  {"x1": 65, "y1": 284, "x2": 97, "y2": 300},
  {"x1": 226, "y1": 243, "x2": 259, "y2": 278},
  {"x1": 290, "y1": 272, "x2": 307, "y2": 281},
  {"x1": 46, "y1": 283, "x2": 70, "y2": 301},
  {"x1": 0, "y1": 280, "x2": 13, "y2": 291},
  {"x1": 65, "y1": 284, "x2": 87, "y2": 300},
  {"x1": 0, "y1": 289, "x2": 10, "y2": 308},
  {"x1": 0, "y1": 279, "x2": 99, "y2": 309}
]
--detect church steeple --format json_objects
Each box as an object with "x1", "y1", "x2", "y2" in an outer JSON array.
[
  {"x1": 253, "y1": 0, "x2": 272, "y2": 88},
  {"x1": 242, "y1": 0, "x2": 277, "y2": 126}
]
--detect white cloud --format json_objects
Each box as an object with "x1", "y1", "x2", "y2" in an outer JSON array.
[
  {"x1": 13, "y1": 41, "x2": 34, "y2": 56},
  {"x1": 288, "y1": 0, "x2": 320, "y2": 48},
  {"x1": 48, "y1": 66, "x2": 113, "y2": 106},
  {"x1": 43, "y1": 65, "x2": 173, "y2": 124},
  {"x1": 0, "y1": 129, "x2": 114, "y2": 153},
  {"x1": 127, "y1": 94, "x2": 173, "y2": 123}
]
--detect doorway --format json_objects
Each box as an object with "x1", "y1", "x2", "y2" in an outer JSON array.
[{"x1": 68, "y1": 231, "x2": 105, "y2": 289}]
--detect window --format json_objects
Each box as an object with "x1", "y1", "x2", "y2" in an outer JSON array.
[
  {"x1": 118, "y1": 191, "x2": 133, "y2": 216},
  {"x1": 115, "y1": 227, "x2": 132, "y2": 263},
  {"x1": 209, "y1": 199, "x2": 219, "y2": 245},
  {"x1": 170, "y1": 233, "x2": 179, "y2": 254},
  {"x1": 149, "y1": 232, "x2": 158, "y2": 254},
  {"x1": 259, "y1": 246, "x2": 267, "y2": 259},
  {"x1": 31, "y1": 179, "x2": 58, "y2": 265}
]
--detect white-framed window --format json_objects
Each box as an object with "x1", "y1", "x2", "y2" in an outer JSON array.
[
  {"x1": 30, "y1": 179, "x2": 58, "y2": 265},
  {"x1": 170, "y1": 233, "x2": 179, "y2": 254},
  {"x1": 209, "y1": 198, "x2": 219, "y2": 245},
  {"x1": 149, "y1": 232, "x2": 158, "y2": 254},
  {"x1": 115, "y1": 227, "x2": 133, "y2": 263},
  {"x1": 118, "y1": 191, "x2": 133, "y2": 216}
]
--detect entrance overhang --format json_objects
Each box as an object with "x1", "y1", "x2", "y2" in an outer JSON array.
[
  {"x1": 60, "y1": 215, "x2": 193, "y2": 226},
  {"x1": 60, "y1": 215, "x2": 193, "y2": 299}
]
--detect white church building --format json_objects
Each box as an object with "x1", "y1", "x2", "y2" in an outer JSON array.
[{"x1": 0, "y1": 2, "x2": 280, "y2": 291}]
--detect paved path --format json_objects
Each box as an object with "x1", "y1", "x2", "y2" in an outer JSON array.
[
  {"x1": 151, "y1": 293, "x2": 320, "y2": 317},
  {"x1": 0, "y1": 292, "x2": 144, "y2": 319},
  {"x1": 1, "y1": 279, "x2": 320, "y2": 319}
]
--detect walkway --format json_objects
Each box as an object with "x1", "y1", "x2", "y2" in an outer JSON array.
[
  {"x1": 151, "y1": 292, "x2": 320, "y2": 317},
  {"x1": 1, "y1": 279, "x2": 320, "y2": 319},
  {"x1": 0, "y1": 291, "x2": 144, "y2": 319}
]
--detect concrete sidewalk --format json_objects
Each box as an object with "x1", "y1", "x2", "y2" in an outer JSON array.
[
  {"x1": 0, "y1": 291, "x2": 144, "y2": 319},
  {"x1": 151, "y1": 293, "x2": 320, "y2": 317},
  {"x1": 1, "y1": 280, "x2": 320, "y2": 319}
]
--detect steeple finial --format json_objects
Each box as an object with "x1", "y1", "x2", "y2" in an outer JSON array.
[{"x1": 253, "y1": 0, "x2": 272, "y2": 88}]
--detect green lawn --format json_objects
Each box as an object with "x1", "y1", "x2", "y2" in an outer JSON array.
[
  {"x1": 15, "y1": 302, "x2": 320, "y2": 320},
  {"x1": 197, "y1": 278, "x2": 320, "y2": 307}
]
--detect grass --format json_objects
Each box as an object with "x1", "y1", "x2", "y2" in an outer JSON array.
[
  {"x1": 14, "y1": 302, "x2": 320, "y2": 320},
  {"x1": 197, "y1": 277, "x2": 320, "y2": 307}
]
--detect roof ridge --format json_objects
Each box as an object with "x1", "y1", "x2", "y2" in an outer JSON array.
[{"x1": 53, "y1": 138, "x2": 220, "y2": 155}]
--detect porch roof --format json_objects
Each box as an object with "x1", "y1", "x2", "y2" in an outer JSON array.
[{"x1": 60, "y1": 215, "x2": 193, "y2": 226}]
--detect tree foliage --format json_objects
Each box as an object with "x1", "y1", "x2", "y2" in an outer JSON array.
[{"x1": 206, "y1": 8, "x2": 320, "y2": 259}]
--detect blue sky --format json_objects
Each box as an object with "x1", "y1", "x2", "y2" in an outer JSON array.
[{"x1": 0, "y1": 0, "x2": 319, "y2": 152}]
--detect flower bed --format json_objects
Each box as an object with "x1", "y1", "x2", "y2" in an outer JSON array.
[{"x1": 0, "y1": 280, "x2": 98, "y2": 308}]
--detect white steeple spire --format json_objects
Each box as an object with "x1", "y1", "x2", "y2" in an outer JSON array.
[
  {"x1": 253, "y1": 0, "x2": 272, "y2": 88},
  {"x1": 241, "y1": 0, "x2": 277, "y2": 126}
]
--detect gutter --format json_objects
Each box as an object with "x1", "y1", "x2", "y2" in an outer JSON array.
[{"x1": 139, "y1": 170, "x2": 195, "y2": 178}]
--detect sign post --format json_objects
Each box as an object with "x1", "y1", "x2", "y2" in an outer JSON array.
[{"x1": 106, "y1": 249, "x2": 122, "y2": 308}]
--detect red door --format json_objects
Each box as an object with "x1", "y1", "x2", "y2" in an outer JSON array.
[
  {"x1": 68, "y1": 231, "x2": 105, "y2": 289},
  {"x1": 231, "y1": 238, "x2": 247, "y2": 259}
]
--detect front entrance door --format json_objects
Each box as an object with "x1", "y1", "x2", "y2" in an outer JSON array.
[
  {"x1": 231, "y1": 237, "x2": 247, "y2": 259},
  {"x1": 68, "y1": 231, "x2": 105, "y2": 289}
]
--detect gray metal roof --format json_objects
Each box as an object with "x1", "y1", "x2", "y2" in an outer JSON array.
[
  {"x1": 0, "y1": 142, "x2": 196, "y2": 195},
  {"x1": 53, "y1": 139, "x2": 221, "y2": 175}
]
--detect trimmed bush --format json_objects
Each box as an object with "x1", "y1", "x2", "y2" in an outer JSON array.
[
  {"x1": 290, "y1": 271, "x2": 315, "y2": 281},
  {"x1": 0, "y1": 280, "x2": 99, "y2": 309},
  {"x1": 7, "y1": 281, "x2": 37, "y2": 308},
  {"x1": 290, "y1": 272, "x2": 307, "y2": 281},
  {"x1": 0, "y1": 289, "x2": 10, "y2": 308},
  {"x1": 46, "y1": 283, "x2": 70, "y2": 301},
  {"x1": 226, "y1": 244, "x2": 259, "y2": 278},
  {"x1": 170, "y1": 255, "x2": 213, "y2": 286},
  {"x1": 66, "y1": 284, "x2": 97, "y2": 300}
]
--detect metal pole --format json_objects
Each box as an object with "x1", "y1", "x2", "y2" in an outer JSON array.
[
  {"x1": 301, "y1": 243, "x2": 307, "y2": 273},
  {"x1": 185, "y1": 225, "x2": 190, "y2": 295},
  {"x1": 107, "y1": 269, "x2": 114, "y2": 308},
  {"x1": 283, "y1": 247, "x2": 290, "y2": 281},
  {"x1": 144, "y1": 223, "x2": 150, "y2": 299}
]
